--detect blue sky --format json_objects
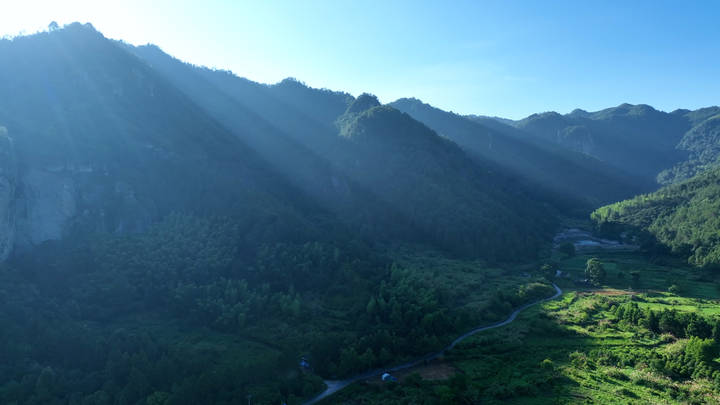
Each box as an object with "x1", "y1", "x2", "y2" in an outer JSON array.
[{"x1": 2, "y1": 0, "x2": 718, "y2": 119}]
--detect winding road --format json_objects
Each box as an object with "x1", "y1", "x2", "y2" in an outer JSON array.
[{"x1": 303, "y1": 283, "x2": 563, "y2": 404}]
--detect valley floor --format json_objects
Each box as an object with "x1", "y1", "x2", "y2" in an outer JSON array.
[{"x1": 319, "y1": 249, "x2": 720, "y2": 404}]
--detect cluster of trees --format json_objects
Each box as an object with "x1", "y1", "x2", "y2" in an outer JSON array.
[
  {"x1": 611, "y1": 302, "x2": 720, "y2": 381},
  {"x1": 585, "y1": 258, "x2": 606, "y2": 286},
  {"x1": 613, "y1": 302, "x2": 720, "y2": 339},
  {"x1": 0, "y1": 318, "x2": 323, "y2": 405},
  {"x1": 305, "y1": 269, "x2": 555, "y2": 378},
  {"x1": 319, "y1": 265, "x2": 458, "y2": 376},
  {"x1": 0, "y1": 214, "x2": 334, "y2": 404}
]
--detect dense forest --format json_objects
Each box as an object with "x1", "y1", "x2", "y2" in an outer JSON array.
[
  {"x1": 0, "y1": 212, "x2": 558, "y2": 404},
  {"x1": 592, "y1": 168, "x2": 720, "y2": 267},
  {"x1": 1, "y1": 21, "x2": 720, "y2": 405}
]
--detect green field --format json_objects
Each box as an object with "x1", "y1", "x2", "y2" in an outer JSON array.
[{"x1": 322, "y1": 250, "x2": 720, "y2": 404}]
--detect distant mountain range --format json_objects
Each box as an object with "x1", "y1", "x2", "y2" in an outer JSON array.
[
  {"x1": 391, "y1": 98, "x2": 650, "y2": 208},
  {"x1": 1, "y1": 23, "x2": 718, "y2": 264},
  {"x1": 507, "y1": 104, "x2": 720, "y2": 185}
]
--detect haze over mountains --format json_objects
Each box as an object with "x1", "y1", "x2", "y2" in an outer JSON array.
[
  {"x1": 1, "y1": 22, "x2": 720, "y2": 404},
  {"x1": 2, "y1": 23, "x2": 718, "y2": 264},
  {"x1": 390, "y1": 98, "x2": 650, "y2": 207}
]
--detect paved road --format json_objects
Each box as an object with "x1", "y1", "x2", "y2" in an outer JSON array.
[{"x1": 303, "y1": 283, "x2": 563, "y2": 404}]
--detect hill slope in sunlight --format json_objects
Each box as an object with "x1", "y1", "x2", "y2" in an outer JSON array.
[{"x1": 593, "y1": 167, "x2": 720, "y2": 267}]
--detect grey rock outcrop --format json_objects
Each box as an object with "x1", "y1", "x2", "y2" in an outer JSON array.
[
  {"x1": 14, "y1": 168, "x2": 77, "y2": 250},
  {"x1": 0, "y1": 126, "x2": 158, "y2": 261},
  {"x1": 0, "y1": 127, "x2": 16, "y2": 261}
]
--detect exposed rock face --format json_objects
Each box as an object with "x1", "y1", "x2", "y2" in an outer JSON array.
[
  {"x1": 0, "y1": 126, "x2": 157, "y2": 261},
  {"x1": 0, "y1": 127, "x2": 81, "y2": 258},
  {"x1": 11, "y1": 165, "x2": 159, "y2": 254},
  {"x1": 558, "y1": 125, "x2": 596, "y2": 156},
  {"x1": 14, "y1": 169, "x2": 77, "y2": 249},
  {"x1": 0, "y1": 128, "x2": 16, "y2": 261}
]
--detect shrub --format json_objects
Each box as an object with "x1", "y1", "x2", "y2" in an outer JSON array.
[
  {"x1": 603, "y1": 368, "x2": 629, "y2": 381},
  {"x1": 615, "y1": 387, "x2": 638, "y2": 398},
  {"x1": 540, "y1": 358, "x2": 554, "y2": 370}
]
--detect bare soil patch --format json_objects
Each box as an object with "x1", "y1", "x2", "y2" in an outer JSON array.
[{"x1": 580, "y1": 289, "x2": 638, "y2": 296}]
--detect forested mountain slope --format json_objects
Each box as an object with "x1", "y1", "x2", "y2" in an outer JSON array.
[
  {"x1": 391, "y1": 98, "x2": 650, "y2": 207},
  {"x1": 592, "y1": 168, "x2": 720, "y2": 267},
  {"x1": 513, "y1": 104, "x2": 720, "y2": 188},
  {"x1": 332, "y1": 96, "x2": 553, "y2": 258},
  {"x1": 0, "y1": 24, "x2": 567, "y2": 404},
  {"x1": 0, "y1": 23, "x2": 323, "y2": 257},
  {"x1": 130, "y1": 44, "x2": 351, "y2": 157},
  {"x1": 129, "y1": 45, "x2": 557, "y2": 259},
  {"x1": 126, "y1": 43, "x2": 396, "y2": 235},
  {"x1": 515, "y1": 104, "x2": 691, "y2": 181},
  {"x1": 658, "y1": 112, "x2": 720, "y2": 184}
]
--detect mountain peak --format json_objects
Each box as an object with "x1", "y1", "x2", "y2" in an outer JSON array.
[
  {"x1": 568, "y1": 108, "x2": 590, "y2": 118},
  {"x1": 615, "y1": 103, "x2": 657, "y2": 115},
  {"x1": 276, "y1": 77, "x2": 307, "y2": 89},
  {"x1": 393, "y1": 97, "x2": 425, "y2": 105},
  {"x1": 346, "y1": 93, "x2": 381, "y2": 114}
]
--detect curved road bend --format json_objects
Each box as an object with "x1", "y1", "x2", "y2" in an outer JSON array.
[{"x1": 303, "y1": 283, "x2": 563, "y2": 405}]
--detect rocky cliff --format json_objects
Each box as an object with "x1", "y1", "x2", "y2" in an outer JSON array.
[{"x1": 0, "y1": 127, "x2": 15, "y2": 261}]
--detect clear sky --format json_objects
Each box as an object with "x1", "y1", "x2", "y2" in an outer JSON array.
[{"x1": 1, "y1": 0, "x2": 718, "y2": 119}]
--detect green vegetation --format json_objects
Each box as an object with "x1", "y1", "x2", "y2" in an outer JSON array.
[
  {"x1": 512, "y1": 103, "x2": 720, "y2": 191},
  {"x1": 0, "y1": 212, "x2": 559, "y2": 404},
  {"x1": 390, "y1": 98, "x2": 648, "y2": 208},
  {"x1": 585, "y1": 258, "x2": 606, "y2": 286},
  {"x1": 128, "y1": 39, "x2": 556, "y2": 261},
  {"x1": 514, "y1": 104, "x2": 690, "y2": 182},
  {"x1": 326, "y1": 251, "x2": 720, "y2": 404},
  {"x1": 4, "y1": 22, "x2": 720, "y2": 405},
  {"x1": 659, "y1": 110, "x2": 720, "y2": 184},
  {"x1": 558, "y1": 243, "x2": 576, "y2": 258},
  {"x1": 331, "y1": 101, "x2": 554, "y2": 259},
  {"x1": 592, "y1": 168, "x2": 720, "y2": 267}
]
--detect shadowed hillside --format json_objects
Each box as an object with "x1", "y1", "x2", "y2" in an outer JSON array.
[
  {"x1": 0, "y1": 23, "x2": 324, "y2": 255},
  {"x1": 515, "y1": 104, "x2": 691, "y2": 181},
  {"x1": 391, "y1": 98, "x2": 651, "y2": 208},
  {"x1": 129, "y1": 45, "x2": 558, "y2": 260}
]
